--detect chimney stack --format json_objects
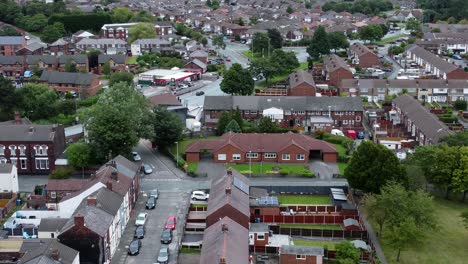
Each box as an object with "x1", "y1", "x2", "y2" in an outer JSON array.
[
  {"x1": 221, "y1": 223, "x2": 229, "y2": 232},
  {"x1": 225, "y1": 186, "x2": 231, "y2": 195},
  {"x1": 74, "y1": 214, "x2": 84, "y2": 227},
  {"x1": 87, "y1": 196, "x2": 97, "y2": 206},
  {"x1": 226, "y1": 168, "x2": 232, "y2": 176},
  {"x1": 107, "y1": 160, "x2": 117, "y2": 169},
  {"x1": 219, "y1": 257, "x2": 227, "y2": 264},
  {"x1": 51, "y1": 249, "x2": 60, "y2": 261},
  {"x1": 106, "y1": 181, "x2": 113, "y2": 191},
  {"x1": 14, "y1": 111, "x2": 20, "y2": 124},
  {"x1": 111, "y1": 171, "x2": 118, "y2": 181},
  {"x1": 52, "y1": 124, "x2": 57, "y2": 132}
]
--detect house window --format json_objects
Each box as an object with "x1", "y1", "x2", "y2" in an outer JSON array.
[
  {"x1": 246, "y1": 153, "x2": 258, "y2": 158},
  {"x1": 250, "y1": 110, "x2": 257, "y2": 114},
  {"x1": 0, "y1": 145, "x2": 4, "y2": 155},
  {"x1": 356, "y1": 115, "x2": 361, "y2": 121},
  {"x1": 51, "y1": 233, "x2": 55, "y2": 238},
  {"x1": 0, "y1": 158, "x2": 7, "y2": 164},
  {"x1": 35, "y1": 159, "x2": 49, "y2": 170},
  {"x1": 34, "y1": 145, "x2": 48, "y2": 156},
  {"x1": 232, "y1": 154, "x2": 241, "y2": 160},
  {"x1": 218, "y1": 154, "x2": 227, "y2": 161},
  {"x1": 296, "y1": 154, "x2": 305, "y2": 160},
  {"x1": 257, "y1": 234, "x2": 265, "y2": 240},
  {"x1": 264, "y1": 153, "x2": 277, "y2": 159},
  {"x1": 282, "y1": 154, "x2": 290, "y2": 160},
  {"x1": 20, "y1": 159, "x2": 27, "y2": 169},
  {"x1": 50, "y1": 192, "x2": 56, "y2": 199},
  {"x1": 9, "y1": 145, "x2": 16, "y2": 156},
  {"x1": 19, "y1": 145, "x2": 26, "y2": 156},
  {"x1": 343, "y1": 120, "x2": 348, "y2": 125},
  {"x1": 296, "y1": 255, "x2": 306, "y2": 260}
]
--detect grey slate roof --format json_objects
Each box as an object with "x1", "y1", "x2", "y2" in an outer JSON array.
[
  {"x1": 93, "y1": 187, "x2": 123, "y2": 216},
  {"x1": 406, "y1": 45, "x2": 459, "y2": 74},
  {"x1": 61, "y1": 203, "x2": 114, "y2": 237},
  {"x1": 38, "y1": 218, "x2": 68, "y2": 232},
  {"x1": 108, "y1": 155, "x2": 140, "y2": 179},
  {"x1": 189, "y1": 49, "x2": 208, "y2": 57},
  {"x1": 22, "y1": 42, "x2": 46, "y2": 52},
  {"x1": 0, "y1": 163, "x2": 14, "y2": 174},
  {"x1": 0, "y1": 124, "x2": 59, "y2": 142},
  {"x1": 76, "y1": 38, "x2": 127, "y2": 46},
  {"x1": 57, "y1": 54, "x2": 87, "y2": 64},
  {"x1": 393, "y1": 94, "x2": 453, "y2": 144},
  {"x1": 250, "y1": 223, "x2": 269, "y2": 233},
  {"x1": 132, "y1": 38, "x2": 171, "y2": 45},
  {"x1": 40, "y1": 71, "x2": 95, "y2": 86},
  {"x1": 204, "y1": 96, "x2": 364, "y2": 112},
  {"x1": 0, "y1": 55, "x2": 23, "y2": 65},
  {"x1": 26, "y1": 55, "x2": 57, "y2": 65},
  {"x1": 50, "y1": 38, "x2": 68, "y2": 46},
  {"x1": 186, "y1": 58, "x2": 206, "y2": 69},
  {"x1": 324, "y1": 54, "x2": 352, "y2": 73},
  {"x1": 0, "y1": 36, "x2": 23, "y2": 45},
  {"x1": 98, "y1": 54, "x2": 126, "y2": 64},
  {"x1": 19, "y1": 239, "x2": 79, "y2": 264},
  {"x1": 288, "y1": 70, "x2": 315, "y2": 89},
  {"x1": 281, "y1": 245, "x2": 324, "y2": 255}
]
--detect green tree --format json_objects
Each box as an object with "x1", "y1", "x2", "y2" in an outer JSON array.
[
  {"x1": 305, "y1": 1, "x2": 312, "y2": 9},
  {"x1": 335, "y1": 241, "x2": 360, "y2": 264},
  {"x1": 224, "y1": 119, "x2": 242, "y2": 133},
  {"x1": 16, "y1": 14, "x2": 48, "y2": 32},
  {"x1": 64, "y1": 60, "x2": 77, "y2": 72},
  {"x1": 251, "y1": 32, "x2": 271, "y2": 55},
  {"x1": 359, "y1": 24, "x2": 384, "y2": 42},
  {"x1": 109, "y1": 72, "x2": 134, "y2": 87},
  {"x1": 249, "y1": 57, "x2": 280, "y2": 84},
  {"x1": 406, "y1": 18, "x2": 421, "y2": 32},
  {"x1": 454, "y1": 98, "x2": 467, "y2": 111},
  {"x1": 216, "y1": 112, "x2": 231, "y2": 136},
  {"x1": 270, "y1": 49, "x2": 299, "y2": 73},
  {"x1": 236, "y1": 18, "x2": 244, "y2": 26},
  {"x1": 0, "y1": 25, "x2": 21, "y2": 36},
  {"x1": 345, "y1": 141, "x2": 407, "y2": 193},
  {"x1": 67, "y1": 142, "x2": 91, "y2": 178},
  {"x1": 0, "y1": 76, "x2": 21, "y2": 121},
  {"x1": 220, "y1": 63, "x2": 254, "y2": 95},
  {"x1": 102, "y1": 62, "x2": 111, "y2": 76},
  {"x1": 328, "y1": 31, "x2": 349, "y2": 52},
  {"x1": 451, "y1": 147, "x2": 468, "y2": 201},
  {"x1": 41, "y1": 22, "x2": 66, "y2": 43},
  {"x1": 211, "y1": 0, "x2": 220, "y2": 10},
  {"x1": 152, "y1": 106, "x2": 184, "y2": 149},
  {"x1": 16, "y1": 83, "x2": 58, "y2": 120},
  {"x1": 86, "y1": 82, "x2": 154, "y2": 161},
  {"x1": 267, "y1": 28, "x2": 283, "y2": 49},
  {"x1": 286, "y1": 5, "x2": 294, "y2": 14},
  {"x1": 257, "y1": 117, "x2": 279, "y2": 133},
  {"x1": 212, "y1": 34, "x2": 226, "y2": 50},
  {"x1": 440, "y1": 132, "x2": 468, "y2": 146},
  {"x1": 307, "y1": 26, "x2": 330, "y2": 60},
  {"x1": 128, "y1": 23, "x2": 156, "y2": 44},
  {"x1": 111, "y1": 7, "x2": 134, "y2": 23},
  {"x1": 131, "y1": 10, "x2": 154, "y2": 22}
]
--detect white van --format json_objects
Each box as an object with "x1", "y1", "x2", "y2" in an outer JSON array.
[{"x1": 331, "y1": 129, "x2": 345, "y2": 137}]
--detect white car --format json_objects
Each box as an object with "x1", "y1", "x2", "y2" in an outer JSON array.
[
  {"x1": 191, "y1": 191, "x2": 209, "y2": 201},
  {"x1": 135, "y1": 213, "x2": 148, "y2": 226},
  {"x1": 132, "y1": 152, "x2": 141, "y2": 161}
]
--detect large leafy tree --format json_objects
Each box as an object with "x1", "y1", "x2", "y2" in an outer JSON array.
[
  {"x1": 111, "y1": 7, "x2": 134, "y2": 23},
  {"x1": 307, "y1": 26, "x2": 330, "y2": 60},
  {"x1": 16, "y1": 83, "x2": 58, "y2": 120},
  {"x1": 405, "y1": 18, "x2": 421, "y2": 32},
  {"x1": 86, "y1": 82, "x2": 154, "y2": 161},
  {"x1": 440, "y1": 132, "x2": 468, "y2": 146},
  {"x1": 257, "y1": 117, "x2": 279, "y2": 133},
  {"x1": 345, "y1": 141, "x2": 407, "y2": 193},
  {"x1": 249, "y1": 57, "x2": 280, "y2": 85},
  {"x1": 359, "y1": 24, "x2": 384, "y2": 42},
  {"x1": 152, "y1": 106, "x2": 184, "y2": 149},
  {"x1": 267, "y1": 28, "x2": 283, "y2": 49},
  {"x1": 109, "y1": 72, "x2": 134, "y2": 87},
  {"x1": 0, "y1": 76, "x2": 21, "y2": 121},
  {"x1": 328, "y1": 31, "x2": 349, "y2": 52},
  {"x1": 41, "y1": 22, "x2": 66, "y2": 43},
  {"x1": 212, "y1": 34, "x2": 226, "y2": 50},
  {"x1": 66, "y1": 142, "x2": 91, "y2": 178},
  {"x1": 128, "y1": 23, "x2": 156, "y2": 44},
  {"x1": 220, "y1": 63, "x2": 254, "y2": 95},
  {"x1": 335, "y1": 241, "x2": 360, "y2": 264},
  {"x1": 251, "y1": 32, "x2": 271, "y2": 55},
  {"x1": 224, "y1": 119, "x2": 242, "y2": 133},
  {"x1": 270, "y1": 49, "x2": 299, "y2": 73}
]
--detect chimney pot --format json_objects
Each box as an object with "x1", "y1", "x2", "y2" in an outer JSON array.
[
  {"x1": 226, "y1": 168, "x2": 232, "y2": 176},
  {"x1": 74, "y1": 214, "x2": 84, "y2": 227},
  {"x1": 219, "y1": 257, "x2": 227, "y2": 264},
  {"x1": 14, "y1": 111, "x2": 21, "y2": 124},
  {"x1": 225, "y1": 186, "x2": 231, "y2": 194},
  {"x1": 87, "y1": 196, "x2": 97, "y2": 206},
  {"x1": 106, "y1": 181, "x2": 113, "y2": 191},
  {"x1": 111, "y1": 171, "x2": 118, "y2": 181},
  {"x1": 28, "y1": 127, "x2": 35, "y2": 133},
  {"x1": 51, "y1": 249, "x2": 60, "y2": 261},
  {"x1": 221, "y1": 223, "x2": 229, "y2": 232}
]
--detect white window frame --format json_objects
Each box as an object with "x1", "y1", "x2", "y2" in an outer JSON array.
[
  {"x1": 257, "y1": 234, "x2": 265, "y2": 240},
  {"x1": 217, "y1": 154, "x2": 227, "y2": 161},
  {"x1": 35, "y1": 158, "x2": 49, "y2": 170},
  {"x1": 19, "y1": 145, "x2": 26, "y2": 156},
  {"x1": 9, "y1": 145, "x2": 16, "y2": 156},
  {"x1": 264, "y1": 153, "x2": 277, "y2": 159},
  {"x1": 20, "y1": 158, "x2": 27, "y2": 169},
  {"x1": 282, "y1": 154, "x2": 290, "y2": 160},
  {"x1": 0, "y1": 145, "x2": 4, "y2": 155},
  {"x1": 246, "y1": 152, "x2": 258, "y2": 158},
  {"x1": 0, "y1": 158, "x2": 7, "y2": 164},
  {"x1": 296, "y1": 255, "x2": 306, "y2": 260},
  {"x1": 232, "y1": 154, "x2": 241, "y2": 160},
  {"x1": 296, "y1": 154, "x2": 305, "y2": 160},
  {"x1": 50, "y1": 192, "x2": 57, "y2": 199}
]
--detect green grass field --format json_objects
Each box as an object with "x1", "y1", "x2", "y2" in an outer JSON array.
[
  {"x1": 230, "y1": 163, "x2": 312, "y2": 175},
  {"x1": 277, "y1": 195, "x2": 331, "y2": 205},
  {"x1": 257, "y1": 62, "x2": 308, "y2": 87},
  {"x1": 293, "y1": 240, "x2": 342, "y2": 250},
  {"x1": 377, "y1": 198, "x2": 468, "y2": 264},
  {"x1": 127, "y1": 56, "x2": 138, "y2": 64},
  {"x1": 281, "y1": 224, "x2": 342, "y2": 230},
  {"x1": 337, "y1": 162, "x2": 348, "y2": 175},
  {"x1": 242, "y1": 50, "x2": 255, "y2": 60},
  {"x1": 377, "y1": 34, "x2": 406, "y2": 44}
]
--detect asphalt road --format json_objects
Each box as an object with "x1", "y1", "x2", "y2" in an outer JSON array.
[{"x1": 178, "y1": 78, "x2": 226, "y2": 107}]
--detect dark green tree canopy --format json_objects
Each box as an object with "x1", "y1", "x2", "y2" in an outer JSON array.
[
  {"x1": 109, "y1": 72, "x2": 134, "y2": 87},
  {"x1": 267, "y1": 28, "x2": 283, "y2": 49},
  {"x1": 307, "y1": 26, "x2": 330, "y2": 60},
  {"x1": 220, "y1": 63, "x2": 254, "y2": 95},
  {"x1": 335, "y1": 241, "x2": 360, "y2": 264},
  {"x1": 251, "y1": 32, "x2": 271, "y2": 54},
  {"x1": 224, "y1": 119, "x2": 242, "y2": 133},
  {"x1": 152, "y1": 106, "x2": 184, "y2": 148},
  {"x1": 66, "y1": 142, "x2": 91, "y2": 177},
  {"x1": 257, "y1": 117, "x2": 280, "y2": 133},
  {"x1": 0, "y1": 76, "x2": 21, "y2": 121},
  {"x1": 16, "y1": 83, "x2": 58, "y2": 120}
]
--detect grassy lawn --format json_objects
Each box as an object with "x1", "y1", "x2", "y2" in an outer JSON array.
[
  {"x1": 377, "y1": 34, "x2": 406, "y2": 44},
  {"x1": 127, "y1": 56, "x2": 138, "y2": 64},
  {"x1": 281, "y1": 224, "x2": 342, "y2": 230},
  {"x1": 277, "y1": 195, "x2": 331, "y2": 205},
  {"x1": 293, "y1": 240, "x2": 341, "y2": 250},
  {"x1": 187, "y1": 162, "x2": 198, "y2": 172},
  {"x1": 242, "y1": 50, "x2": 255, "y2": 60},
  {"x1": 168, "y1": 136, "x2": 218, "y2": 157},
  {"x1": 333, "y1": 144, "x2": 347, "y2": 158},
  {"x1": 257, "y1": 62, "x2": 309, "y2": 87},
  {"x1": 337, "y1": 162, "x2": 348, "y2": 175},
  {"x1": 179, "y1": 248, "x2": 201, "y2": 254},
  {"x1": 377, "y1": 198, "x2": 468, "y2": 264},
  {"x1": 230, "y1": 163, "x2": 311, "y2": 175}
]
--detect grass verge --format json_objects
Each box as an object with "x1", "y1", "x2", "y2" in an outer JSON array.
[
  {"x1": 179, "y1": 248, "x2": 201, "y2": 254},
  {"x1": 230, "y1": 163, "x2": 312, "y2": 175},
  {"x1": 293, "y1": 240, "x2": 341, "y2": 250},
  {"x1": 277, "y1": 195, "x2": 331, "y2": 205},
  {"x1": 191, "y1": 203, "x2": 208, "y2": 208},
  {"x1": 281, "y1": 224, "x2": 342, "y2": 230},
  {"x1": 257, "y1": 62, "x2": 308, "y2": 87},
  {"x1": 337, "y1": 162, "x2": 348, "y2": 175},
  {"x1": 377, "y1": 34, "x2": 406, "y2": 44}
]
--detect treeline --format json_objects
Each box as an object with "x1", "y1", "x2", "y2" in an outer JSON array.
[
  {"x1": 417, "y1": 0, "x2": 468, "y2": 23},
  {"x1": 49, "y1": 13, "x2": 112, "y2": 33},
  {"x1": 322, "y1": 0, "x2": 393, "y2": 16}
]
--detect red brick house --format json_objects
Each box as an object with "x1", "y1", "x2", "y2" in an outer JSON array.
[
  {"x1": 287, "y1": 70, "x2": 316, "y2": 96},
  {"x1": 48, "y1": 38, "x2": 69, "y2": 55},
  {"x1": 0, "y1": 36, "x2": 25, "y2": 56},
  {"x1": 40, "y1": 71, "x2": 100, "y2": 98},
  {"x1": 45, "y1": 179, "x2": 87, "y2": 205},
  {"x1": 185, "y1": 132, "x2": 338, "y2": 163},
  {"x1": 101, "y1": 23, "x2": 137, "y2": 40},
  {"x1": 189, "y1": 49, "x2": 208, "y2": 64},
  {"x1": 279, "y1": 245, "x2": 324, "y2": 264},
  {"x1": 105, "y1": 155, "x2": 141, "y2": 207},
  {"x1": 154, "y1": 21, "x2": 174, "y2": 35},
  {"x1": 0, "y1": 55, "x2": 24, "y2": 76},
  {"x1": 184, "y1": 59, "x2": 207, "y2": 73},
  {"x1": 57, "y1": 55, "x2": 89, "y2": 72},
  {"x1": 343, "y1": 218, "x2": 361, "y2": 231},
  {"x1": 97, "y1": 54, "x2": 126, "y2": 74},
  {"x1": 348, "y1": 43, "x2": 382, "y2": 68},
  {"x1": 0, "y1": 124, "x2": 66, "y2": 175},
  {"x1": 323, "y1": 54, "x2": 354, "y2": 87}
]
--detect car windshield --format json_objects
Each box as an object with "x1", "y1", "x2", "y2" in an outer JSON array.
[
  {"x1": 137, "y1": 216, "x2": 145, "y2": 221},
  {"x1": 130, "y1": 241, "x2": 139, "y2": 249},
  {"x1": 167, "y1": 220, "x2": 174, "y2": 225},
  {"x1": 159, "y1": 251, "x2": 168, "y2": 257}
]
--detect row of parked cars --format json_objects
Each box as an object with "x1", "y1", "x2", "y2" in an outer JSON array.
[{"x1": 128, "y1": 190, "x2": 175, "y2": 264}]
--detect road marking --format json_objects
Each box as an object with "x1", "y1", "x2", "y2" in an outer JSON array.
[{"x1": 141, "y1": 178, "x2": 182, "y2": 182}]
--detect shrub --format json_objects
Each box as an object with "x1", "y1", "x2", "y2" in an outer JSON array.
[
  {"x1": 49, "y1": 167, "x2": 73, "y2": 179},
  {"x1": 177, "y1": 157, "x2": 186, "y2": 168},
  {"x1": 302, "y1": 169, "x2": 314, "y2": 177},
  {"x1": 338, "y1": 155, "x2": 350, "y2": 163},
  {"x1": 207, "y1": 64, "x2": 218, "y2": 72},
  {"x1": 279, "y1": 169, "x2": 288, "y2": 176},
  {"x1": 323, "y1": 135, "x2": 346, "y2": 145}
]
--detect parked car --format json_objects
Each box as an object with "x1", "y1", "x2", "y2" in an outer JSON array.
[
  {"x1": 132, "y1": 152, "x2": 141, "y2": 161},
  {"x1": 357, "y1": 131, "x2": 365, "y2": 139},
  {"x1": 135, "y1": 213, "x2": 148, "y2": 226},
  {"x1": 164, "y1": 216, "x2": 177, "y2": 230},
  {"x1": 452, "y1": 54, "x2": 462, "y2": 60},
  {"x1": 127, "y1": 239, "x2": 142, "y2": 255},
  {"x1": 150, "y1": 190, "x2": 159, "y2": 199},
  {"x1": 225, "y1": 57, "x2": 231, "y2": 62},
  {"x1": 191, "y1": 191, "x2": 209, "y2": 201},
  {"x1": 146, "y1": 197, "x2": 156, "y2": 210},
  {"x1": 143, "y1": 164, "x2": 153, "y2": 174},
  {"x1": 134, "y1": 225, "x2": 145, "y2": 239},
  {"x1": 160, "y1": 228, "x2": 173, "y2": 244},
  {"x1": 157, "y1": 247, "x2": 169, "y2": 264},
  {"x1": 195, "y1": 91, "x2": 204, "y2": 96}
]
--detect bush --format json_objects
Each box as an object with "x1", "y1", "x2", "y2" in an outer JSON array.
[
  {"x1": 177, "y1": 157, "x2": 186, "y2": 168},
  {"x1": 302, "y1": 169, "x2": 314, "y2": 177},
  {"x1": 207, "y1": 64, "x2": 218, "y2": 72},
  {"x1": 49, "y1": 167, "x2": 73, "y2": 179},
  {"x1": 323, "y1": 135, "x2": 346, "y2": 145},
  {"x1": 338, "y1": 155, "x2": 350, "y2": 163},
  {"x1": 279, "y1": 169, "x2": 288, "y2": 176}
]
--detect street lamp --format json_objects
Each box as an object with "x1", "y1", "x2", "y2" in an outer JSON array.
[{"x1": 249, "y1": 150, "x2": 252, "y2": 178}]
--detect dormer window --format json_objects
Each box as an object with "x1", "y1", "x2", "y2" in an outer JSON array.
[{"x1": 9, "y1": 145, "x2": 16, "y2": 156}]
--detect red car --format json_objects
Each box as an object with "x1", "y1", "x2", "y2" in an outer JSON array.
[
  {"x1": 165, "y1": 216, "x2": 177, "y2": 230},
  {"x1": 225, "y1": 57, "x2": 231, "y2": 62}
]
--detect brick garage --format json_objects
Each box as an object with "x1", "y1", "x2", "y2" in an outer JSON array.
[{"x1": 279, "y1": 245, "x2": 324, "y2": 264}]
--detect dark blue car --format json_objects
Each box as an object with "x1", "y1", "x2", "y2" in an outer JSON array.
[{"x1": 357, "y1": 131, "x2": 365, "y2": 139}]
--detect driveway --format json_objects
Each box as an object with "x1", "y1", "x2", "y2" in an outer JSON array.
[{"x1": 309, "y1": 161, "x2": 339, "y2": 180}]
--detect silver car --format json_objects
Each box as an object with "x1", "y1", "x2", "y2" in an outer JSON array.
[
  {"x1": 143, "y1": 164, "x2": 153, "y2": 174},
  {"x1": 157, "y1": 247, "x2": 169, "y2": 264},
  {"x1": 132, "y1": 152, "x2": 141, "y2": 161}
]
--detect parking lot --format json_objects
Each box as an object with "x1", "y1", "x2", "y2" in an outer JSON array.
[{"x1": 112, "y1": 189, "x2": 190, "y2": 264}]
